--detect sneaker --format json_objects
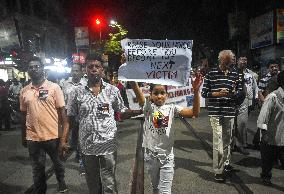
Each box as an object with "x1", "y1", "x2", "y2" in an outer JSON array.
[
  {"x1": 224, "y1": 165, "x2": 240, "y2": 173},
  {"x1": 214, "y1": 173, "x2": 226, "y2": 182},
  {"x1": 262, "y1": 177, "x2": 272, "y2": 186},
  {"x1": 224, "y1": 165, "x2": 233, "y2": 172},
  {"x1": 58, "y1": 181, "x2": 68, "y2": 193}
]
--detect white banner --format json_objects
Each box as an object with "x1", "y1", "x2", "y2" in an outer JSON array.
[
  {"x1": 126, "y1": 79, "x2": 205, "y2": 110},
  {"x1": 119, "y1": 39, "x2": 193, "y2": 86}
]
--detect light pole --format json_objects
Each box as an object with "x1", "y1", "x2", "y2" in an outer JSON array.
[{"x1": 95, "y1": 18, "x2": 101, "y2": 41}]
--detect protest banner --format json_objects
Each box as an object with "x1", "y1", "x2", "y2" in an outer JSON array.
[
  {"x1": 126, "y1": 79, "x2": 206, "y2": 110},
  {"x1": 118, "y1": 39, "x2": 193, "y2": 86}
]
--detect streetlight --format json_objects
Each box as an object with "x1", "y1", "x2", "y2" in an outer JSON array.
[{"x1": 110, "y1": 20, "x2": 117, "y2": 26}]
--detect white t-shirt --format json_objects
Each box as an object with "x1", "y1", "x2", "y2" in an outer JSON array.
[{"x1": 142, "y1": 99, "x2": 183, "y2": 163}]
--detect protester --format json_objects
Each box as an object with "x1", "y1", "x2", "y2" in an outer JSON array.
[
  {"x1": 201, "y1": 50, "x2": 243, "y2": 182},
  {"x1": 0, "y1": 79, "x2": 10, "y2": 130},
  {"x1": 9, "y1": 78, "x2": 22, "y2": 96},
  {"x1": 129, "y1": 74, "x2": 202, "y2": 194},
  {"x1": 61, "y1": 63, "x2": 85, "y2": 175},
  {"x1": 258, "y1": 60, "x2": 279, "y2": 103},
  {"x1": 67, "y1": 54, "x2": 141, "y2": 194},
  {"x1": 234, "y1": 56, "x2": 258, "y2": 155},
  {"x1": 20, "y1": 57, "x2": 69, "y2": 193},
  {"x1": 257, "y1": 70, "x2": 284, "y2": 186},
  {"x1": 253, "y1": 60, "x2": 280, "y2": 148}
]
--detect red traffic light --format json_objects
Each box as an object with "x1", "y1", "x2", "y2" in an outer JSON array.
[
  {"x1": 95, "y1": 18, "x2": 101, "y2": 25},
  {"x1": 91, "y1": 16, "x2": 103, "y2": 28}
]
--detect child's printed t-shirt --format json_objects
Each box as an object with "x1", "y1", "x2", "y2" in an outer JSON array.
[{"x1": 142, "y1": 99, "x2": 183, "y2": 163}]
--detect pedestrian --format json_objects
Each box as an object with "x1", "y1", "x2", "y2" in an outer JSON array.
[
  {"x1": 201, "y1": 50, "x2": 243, "y2": 182},
  {"x1": 234, "y1": 56, "x2": 258, "y2": 155},
  {"x1": 61, "y1": 63, "x2": 85, "y2": 175},
  {"x1": 9, "y1": 78, "x2": 22, "y2": 96},
  {"x1": 20, "y1": 57, "x2": 69, "y2": 193},
  {"x1": 0, "y1": 79, "x2": 10, "y2": 130},
  {"x1": 67, "y1": 54, "x2": 141, "y2": 194},
  {"x1": 253, "y1": 60, "x2": 280, "y2": 148},
  {"x1": 257, "y1": 70, "x2": 284, "y2": 186},
  {"x1": 129, "y1": 75, "x2": 202, "y2": 194},
  {"x1": 258, "y1": 60, "x2": 279, "y2": 103}
]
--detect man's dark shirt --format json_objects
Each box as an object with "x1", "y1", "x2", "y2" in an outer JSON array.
[{"x1": 201, "y1": 67, "x2": 243, "y2": 117}]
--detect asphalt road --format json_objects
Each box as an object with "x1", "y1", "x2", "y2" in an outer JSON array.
[{"x1": 0, "y1": 109, "x2": 283, "y2": 194}]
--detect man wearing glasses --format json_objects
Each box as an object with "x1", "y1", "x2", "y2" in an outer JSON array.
[
  {"x1": 20, "y1": 57, "x2": 69, "y2": 193},
  {"x1": 67, "y1": 54, "x2": 141, "y2": 194}
]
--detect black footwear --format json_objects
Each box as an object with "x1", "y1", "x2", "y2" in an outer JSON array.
[
  {"x1": 58, "y1": 181, "x2": 68, "y2": 193},
  {"x1": 214, "y1": 173, "x2": 226, "y2": 182},
  {"x1": 224, "y1": 165, "x2": 240, "y2": 173},
  {"x1": 235, "y1": 146, "x2": 250, "y2": 155},
  {"x1": 224, "y1": 165, "x2": 234, "y2": 172},
  {"x1": 262, "y1": 177, "x2": 272, "y2": 186}
]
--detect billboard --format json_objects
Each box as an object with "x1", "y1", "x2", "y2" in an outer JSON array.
[
  {"x1": 74, "y1": 27, "x2": 89, "y2": 48},
  {"x1": 0, "y1": 18, "x2": 20, "y2": 51},
  {"x1": 276, "y1": 9, "x2": 284, "y2": 44},
  {"x1": 72, "y1": 52, "x2": 86, "y2": 64},
  {"x1": 250, "y1": 11, "x2": 274, "y2": 49}
]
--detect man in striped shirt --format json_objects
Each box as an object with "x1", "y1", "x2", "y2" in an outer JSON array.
[
  {"x1": 67, "y1": 54, "x2": 141, "y2": 194},
  {"x1": 202, "y1": 50, "x2": 243, "y2": 182},
  {"x1": 258, "y1": 60, "x2": 279, "y2": 103}
]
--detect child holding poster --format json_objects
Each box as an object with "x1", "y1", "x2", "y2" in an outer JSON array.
[{"x1": 130, "y1": 74, "x2": 202, "y2": 194}]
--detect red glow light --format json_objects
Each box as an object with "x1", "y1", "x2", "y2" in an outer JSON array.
[{"x1": 95, "y1": 18, "x2": 101, "y2": 25}]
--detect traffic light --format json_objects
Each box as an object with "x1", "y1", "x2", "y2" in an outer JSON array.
[
  {"x1": 91, "y1": 17, "x2": 103, "y2": 28},
  {"x1": 95, "y1": 18, "x2": 101, "y2": 26}
]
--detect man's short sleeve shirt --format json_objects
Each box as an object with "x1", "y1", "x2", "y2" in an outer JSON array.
[
  {"x1": 19, "y1": 80, "x2": 65, "y2": 141},
  {"x1": 67, "y1": 80, "x2": 127, "y2": 155}
]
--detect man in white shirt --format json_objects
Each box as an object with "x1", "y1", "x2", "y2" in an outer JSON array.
[
  {"x1": 234, "y1": 56, "x2": 258, "y2": 155},
  {"x1": 257, "y1": 70, "x2": 284, "y2": 185}
]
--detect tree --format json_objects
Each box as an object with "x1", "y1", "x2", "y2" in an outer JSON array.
[{"x1": 104, "y1": 23, "x2": 128, "y2": 55}]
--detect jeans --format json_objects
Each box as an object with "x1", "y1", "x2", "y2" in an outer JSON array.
[
  {"x1": 144, "y1": 149, "x2": 174, "y2": 194},
  {"x1": 210, "y1": 117, "x2": 234, "y2": 174},
  {"x1": 27, "y1": 138, "x2": 65, "y2": 194},
  {"x1": 82, "y1": 152, "x2": 118, "y2": 194}
]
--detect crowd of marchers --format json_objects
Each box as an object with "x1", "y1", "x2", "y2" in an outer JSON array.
[{"x1": 4, "y1": 49, "x2": 282, "y2": 194}]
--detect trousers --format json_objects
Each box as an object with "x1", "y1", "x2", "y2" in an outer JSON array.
[
  {"x1": 82, "y1": 152, "x2": 118, "y2": 194},
  {"x1": 27, "y1": 138, "x2": 65, "y2": 194},
  {"x1": 144, "y1": 149, "x2": 174, "y2": 194},
  {"x1": 210, "y1": 116, "x2": 234, "y2": 174}
]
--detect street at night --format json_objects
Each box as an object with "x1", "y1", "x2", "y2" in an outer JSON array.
[{"x1": 1, "y1": 0, "x2": 284, "y2": 194}]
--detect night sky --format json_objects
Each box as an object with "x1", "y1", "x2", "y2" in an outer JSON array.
[{"x1": 63, "y1": 0, "x2": 280, "y2": 50}]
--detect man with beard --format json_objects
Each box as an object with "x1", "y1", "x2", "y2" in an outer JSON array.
[
  {"x1": 20, "y1": 57, "x2": 69, "y2": 193},
  {"x1": 67, "y1": 54, "x2": 141, "y2": 194},
  {"x1": 202, "y1": 50, "x2": 243, "y2": 182}
]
